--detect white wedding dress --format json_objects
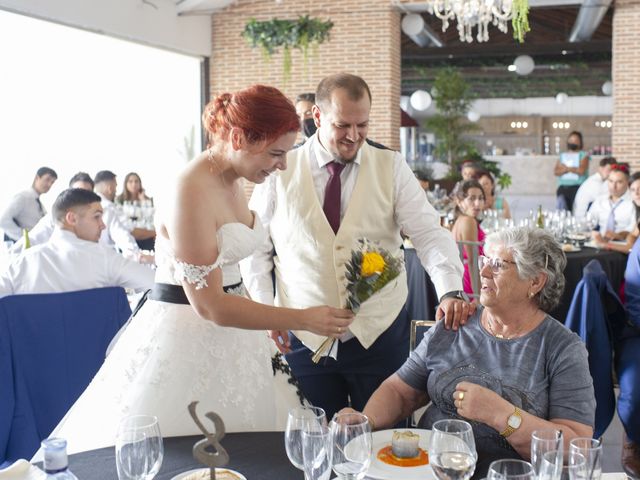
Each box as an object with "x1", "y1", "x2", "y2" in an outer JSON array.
[{"x1": 45, "y1": 217, "x2": 299, "y2": 456}]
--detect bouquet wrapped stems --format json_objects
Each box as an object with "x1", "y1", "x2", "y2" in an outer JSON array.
[{"x1": 311, "y1": 238, "x2": 403, "y2": 364}]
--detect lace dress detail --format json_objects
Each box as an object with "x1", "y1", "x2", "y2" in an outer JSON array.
[
  {"x1": 49, "y1": 214, "x2": 301, "y2": 456},
  {"x1": 174, "y1": 260, "x2": 217, "y2": 290}
]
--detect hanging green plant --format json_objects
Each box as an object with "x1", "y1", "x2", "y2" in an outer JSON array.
[
  {"x1": 242, "y1": 16, "x2": 334, "y2": 80},
  {"x1": 512, "y1": 0, "x2": 530, "y2": 43}
]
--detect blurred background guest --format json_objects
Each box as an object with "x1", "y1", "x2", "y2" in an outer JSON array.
[
  {"x1": 115, "y1": 172, "x2": 153, "y2": 205},
  {"x1": 294, "y1": 92, "x2": 316, "y2": 140},
  {"x1": 476, "y1": 169, "x2": 512, "y2": 220},
  {"x1": 0, "y1": 166, "x2": 57, "y2": 243},
  {"x1": 573, "y1": 156, "x2": 617, "y2": 220},
  {"x1": 414, "y1": 169, "x2": 431, "y2": 192},
  {"x1": 461, "y1": 161, "x2": 480, "y2": 181},
  {"x1": 451, "y1": 180, "x2": 485, "y2": 297},
  {"x1": 10, "y1": 172, "x2": 94, "y2": 254},
  {"x1": 94, "y1": 171, "x2": 154, "y2": 264},
  {"x1": 554, "y1": 130, "x2": 590, "y2": 211},
  {"x1": 589, "y1": 163, "x2": 635, "y2": 242},
  {"x1": 595, "y1": 171, "x2": 640, "y2": 252},
  {"x1": 0, "y1": 188, "x2": 153, "y2": 297}
]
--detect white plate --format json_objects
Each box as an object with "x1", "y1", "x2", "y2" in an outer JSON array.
[
  {"x1": 366, "y1": 429, "x2": 434, "y2": 480},
  {"x1": 171, "y1": 467, "x2": 247, "y2": 480}
]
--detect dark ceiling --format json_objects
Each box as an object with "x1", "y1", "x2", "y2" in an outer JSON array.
[{"x1": 401, "y1": 6, "x2": 613, "y2": 98}]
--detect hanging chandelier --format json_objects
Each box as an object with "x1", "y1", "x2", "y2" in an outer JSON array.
[{"x1": 427, "y1": 0, "x2": 530, "y2": 43}]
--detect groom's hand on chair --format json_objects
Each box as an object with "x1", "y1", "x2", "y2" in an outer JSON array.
[{"x1": 269, "y1": 330, "x2": 291, "y2": 354}]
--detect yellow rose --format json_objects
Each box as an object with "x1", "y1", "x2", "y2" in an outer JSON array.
[{"x1": 361, "y1": 252, "x2": 386, "y2": 277}]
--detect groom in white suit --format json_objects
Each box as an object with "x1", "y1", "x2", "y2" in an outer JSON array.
[{"x1": 242, "y1": 73, "x2": 470, "y2": 419}]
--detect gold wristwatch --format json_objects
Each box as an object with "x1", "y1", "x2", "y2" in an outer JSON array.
[{"x1": 500, "y1": 407, "x2": 522, "y2": 438}]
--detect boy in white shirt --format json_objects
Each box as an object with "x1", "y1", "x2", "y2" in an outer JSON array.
[
  {"x1": 589, "y1": 164, "x2": 636, "y2": 242},
  {"x1": 0, "y1": 188, "x2": 154, "y2": 297}
]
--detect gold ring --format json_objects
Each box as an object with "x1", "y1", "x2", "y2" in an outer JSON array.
[{"x1": 458, "y1": 391, "x2": 465, "y2": 401}]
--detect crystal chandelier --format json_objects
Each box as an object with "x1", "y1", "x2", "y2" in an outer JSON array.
[{"x1": 429, "y1": 0, "x2": 514, "y2": 43}]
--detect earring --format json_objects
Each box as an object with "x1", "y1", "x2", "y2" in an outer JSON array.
[{"x1": 529, "y1": 291, "x2": 535, "y2": 298}]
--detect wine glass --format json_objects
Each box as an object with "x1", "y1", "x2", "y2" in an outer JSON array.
[
  {"x1": 531, "y1": 429, "x2": 563, "y2": 476},
  {"x1": 302, "y1": 424, "x2": 333, "y2": 480},
  {"x1": 540, "y1": 450, "x2": 587, "y2": 480},
  {"x1": 285, "y1": 406, "x2": 327, "y2": 475},
  {"x1": 329, "y1": 412, "x2": 372, "y2": 480},
  {"x1": 428, "y1": 419, "x2": 477, "y2": 480},
  {"x1": 115, "y1": 414, "x2": 163, "y2": 480},
  {"x1": 487, "y1": 459, "x2": 535, "y2": 480},
  {"x1": 569, "y1": 438, "x2": 602, "y2": 480}
]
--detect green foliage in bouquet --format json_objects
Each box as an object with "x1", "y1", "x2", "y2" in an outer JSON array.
[{"x1": 344, "y1": 239, "x2": 403, "y2": 313}]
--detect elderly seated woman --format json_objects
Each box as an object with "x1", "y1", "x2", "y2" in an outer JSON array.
[{"x1": 345, "y1": 227, "x2": 596, "y2": 475}]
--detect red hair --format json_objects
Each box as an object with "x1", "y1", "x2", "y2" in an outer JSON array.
[{"x1": 202, "y1": 85, "x2": 299, "y2": 147}]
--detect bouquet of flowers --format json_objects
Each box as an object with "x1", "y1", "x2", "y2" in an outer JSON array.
[{"x1": 311, "y1": 238, "x2": 404, "y2": 363}]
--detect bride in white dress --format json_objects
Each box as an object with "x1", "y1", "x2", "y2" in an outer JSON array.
[{"x1": 47, "y1": 85, "x2": 354, "y2": 455}]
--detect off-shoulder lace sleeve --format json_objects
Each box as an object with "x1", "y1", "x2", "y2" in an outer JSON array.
[{"x1": 173, "y1": 258, "x2": 221, "y2": 290}]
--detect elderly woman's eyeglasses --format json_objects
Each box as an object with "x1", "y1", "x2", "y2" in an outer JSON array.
[{"x1": 478, "y1": 255, "x2": 517, "y2": 273}]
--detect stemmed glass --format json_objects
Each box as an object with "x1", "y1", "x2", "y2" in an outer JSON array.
[
  {"x1": 487, "y1": 459, "x2": 536, "y2": 480},
  {"x1": 329, "y1": 412, "x2": 372, "y2": 480},
  {"x1": 531, "y1": 429, "x2": 563, "y2": 477},
  {"x1": 569, "y1": 438, "x2": 602, "y2": 480},
  {"x1": 302, "y1": 424, "x2": 333, "y2": 480},
  {"x1": 540, "y1": 450, "x2": 588, "y2": 480},
  {"x1": 115, "y1": 414, "x2": 163, "y2": 480},
  {"x1": 285, "y1": 406, "x2": 327, "y2": 477},
  {"x1": 428, "y1": 419, "x2": 477, "y2": 480}
]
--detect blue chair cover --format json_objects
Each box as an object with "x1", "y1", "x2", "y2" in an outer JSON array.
[
  {"x1": 0, "y1": 287, "x2": 131, "y2": 463},
  {"x1": 564, "y1": 259, "x2": 627, "y2": 438}
]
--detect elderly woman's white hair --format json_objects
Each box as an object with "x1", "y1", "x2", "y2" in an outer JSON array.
[{"x1": 484, "y1": 227, "x2": 567, "y2": 312}]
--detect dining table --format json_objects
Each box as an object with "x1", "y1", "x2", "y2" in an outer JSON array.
[{"x1": 50, "y1": 432, "x2": 299, "y2": 480}]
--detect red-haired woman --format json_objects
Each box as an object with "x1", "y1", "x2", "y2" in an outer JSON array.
[{"x1": 48, "y1": 85, "x2": 354, "y2": 454}]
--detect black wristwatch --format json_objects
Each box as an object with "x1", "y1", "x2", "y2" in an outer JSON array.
[{"x1": 439, "y1": 290, "x2": 470, "y2": 303}]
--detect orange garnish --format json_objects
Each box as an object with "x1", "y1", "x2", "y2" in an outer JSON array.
[{"x1": 376, "y1": 445, "x2": 429, "y2": 467}]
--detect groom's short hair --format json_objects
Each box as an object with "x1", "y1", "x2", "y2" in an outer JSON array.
[{"x1": 316, "y1": 73, "x2": 372, "y2": 108}]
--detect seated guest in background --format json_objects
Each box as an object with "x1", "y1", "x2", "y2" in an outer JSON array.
[
  {"x1": 0, "y1": 166, "x2": 57, "y2": 242},
  {"x1": 414, "y1": 169, "x2": 430, "y2": 192},
  {"x1": 589, "y1": 163, "x2": 636, "y2": 242},
  {"x1": 451, "y1": 180, "x2": 485, "y2": 297},
  {"x1": 295, "y1": 92, "x2": 317, "y2": 140},
  {"x1": 115, "y1": 172, "x2": 153, "y2": 205},
  {"x1": 476, "y1": 169, "x2": 512, "y2": 219},
  {"x1": 10, "y1": 172, "x2": 94, "y2": 254},
  {"x1": 461, "y1": 161, "x2": 480, "y2": 181},
  {"x1": 573, "y1": 156, "x2": 617, "y2": 220},
  {"x1": 343, "y1": 227, "x2": 595, "y2": 476},
  {"x1": 595, "y1": 172, "x2": 640, "y2": 253},
  {"x1": 94, "y1": 171, "x2": 154, "y2": 264},
  {"x1": 0, "y1": 188, "x2": 154, "y2": 297},
  {"x1": 554, "y1": 130, "x2": 590, "y2": 211}
]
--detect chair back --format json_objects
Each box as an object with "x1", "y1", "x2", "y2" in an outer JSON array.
[
  {"x1": 410, "y1": 320, "x2": 436, "y2": 353},
  {"x1": 564, "y1": 259, "x2": 626, "y2": 438},
  {"x1": 409, "y1": 320, "x2": 436, "y2": 427},
  {"x1": 0, "y1": 287, "x2": 131, "y2": 463},
  {"x1": 457, "y1": 240, "x2": 483, "y2": 299}
]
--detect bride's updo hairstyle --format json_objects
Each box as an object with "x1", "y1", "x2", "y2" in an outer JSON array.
[{"x1": 203, "y1": 85, "x2": 299, "y2": 150}]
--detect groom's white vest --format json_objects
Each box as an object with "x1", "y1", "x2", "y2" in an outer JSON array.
[{"x1": 269, "y1": 140, "x2": 408, "y2": 352}]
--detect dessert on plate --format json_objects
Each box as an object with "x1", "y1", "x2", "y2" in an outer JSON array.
[{"x1": 376, "y1": 430, "x2": 429, "y2": 467}]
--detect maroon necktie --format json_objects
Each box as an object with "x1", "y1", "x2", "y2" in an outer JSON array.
[{"x1": 323, "y1": 161, "x2": 345, "y2": 234}]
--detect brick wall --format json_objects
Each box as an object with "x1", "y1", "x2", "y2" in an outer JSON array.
[
  {"x1": 612, "y1": 0, "x2": 640, "y2": 170},
  {"x1": 209, "y1": 0, "x2": 401, "y2": 150}
]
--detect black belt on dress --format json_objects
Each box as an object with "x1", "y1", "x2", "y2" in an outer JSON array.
[{"x1": 149, "y1": 282, "x2": 242, "y2": 305}]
